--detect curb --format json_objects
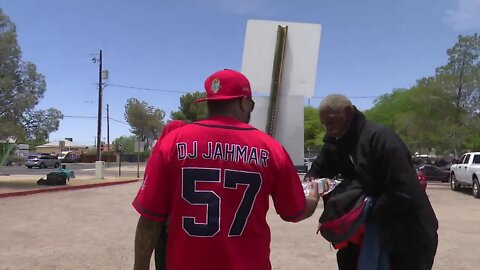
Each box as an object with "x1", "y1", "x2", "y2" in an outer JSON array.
[{"x1": 0, "y1": 179, "x2": 139, "y2": 199}]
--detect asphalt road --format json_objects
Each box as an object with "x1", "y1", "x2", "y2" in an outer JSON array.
[
  {"x1": 0, "y1": 181, "x2": 479, "y2": 269},
  {"x1": 1, "y1": 162, "x2": 143, "y2": 178}
]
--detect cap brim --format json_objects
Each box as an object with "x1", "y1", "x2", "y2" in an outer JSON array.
[{"x1": 194, "y1": 94, "x2": 247, "y2": 103}]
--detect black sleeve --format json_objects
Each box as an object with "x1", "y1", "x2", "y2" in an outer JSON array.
[
  {"x1": 370, "y1": 128, "x2": 422, "y2": 221},
  {"x1": 306, "y1": 145, "x2": 338, "y2": 179},
  {"x1": 306, "y1": 145, "x2": 339, "y2": 205}
]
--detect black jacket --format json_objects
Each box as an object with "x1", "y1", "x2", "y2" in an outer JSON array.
[{"x1": 308, "y1": 108, "x2": 438, "y2": 251}]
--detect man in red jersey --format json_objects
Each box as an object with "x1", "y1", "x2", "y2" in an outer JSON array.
[{"x1": 133, "y1": 69, "x2": 320, "y2": 270}]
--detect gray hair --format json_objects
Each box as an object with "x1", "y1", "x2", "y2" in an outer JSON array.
[{"x1": 319, "y1": 94, "x2": 353, "y2": 113}]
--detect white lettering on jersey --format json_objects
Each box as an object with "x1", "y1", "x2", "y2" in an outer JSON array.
[{"x1": 176, "y1": 141, "x2": 270, "y2": 167}]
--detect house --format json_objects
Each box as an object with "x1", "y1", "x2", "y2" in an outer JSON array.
[{"x1": 35, "y1": 141, "x2": 89, "y2": 155}]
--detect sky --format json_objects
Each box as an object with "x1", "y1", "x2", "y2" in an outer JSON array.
[{"x1": 1, "y1": 0, "x2": 480, "y2": 146}]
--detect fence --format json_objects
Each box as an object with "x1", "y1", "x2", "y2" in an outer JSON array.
[{"x1": 79, "y1": 152, "x2": 149, "y2": 163}]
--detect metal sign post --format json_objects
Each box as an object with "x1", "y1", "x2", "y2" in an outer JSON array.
[
  {"x1": 116, "y1": 143, "x2": 123, "y2": 177},
  {"x1": 137, "y1": 153, "x2": 140, "y2": 179},
  {"x1": 134, "y1": 141, "x2": 145, "y2": 179},
  {"x1": 117, "y1": 152, "x2": 122, "y2": 177},
  {"x1": 265, "y1": 25, "x2": 288, "y2": 137},
  {"x1": 59, "y1": 141, "x2": 65, "y2": 152}
]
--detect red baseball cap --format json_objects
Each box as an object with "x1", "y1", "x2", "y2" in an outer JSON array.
[{"x1": 194, "y1": 69, "x2": 252, "y2": 103}]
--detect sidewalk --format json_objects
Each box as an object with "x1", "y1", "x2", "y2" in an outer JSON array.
[
  {"x1": 0, "y1": 173, "x2": 140, "y2": 198},
  {"x1": 1, "y1": 165, "x2": 301, "y2": 198}
]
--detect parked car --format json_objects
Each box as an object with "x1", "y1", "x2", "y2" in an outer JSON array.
[
  {"x1": 450, "y1": 152, "x2": 480, "y2": 198},
  {"x1": 437, "y1": 164, "x2": 452, "y2": 172},
  {"x1": 417, "y1": 165, "x2": 450, "y2": 182},
  {"x1": 415, "y1": 168, "x2": 428, "y2": 190},
  {"x1": 58, "y1": 151, "x2": 80, "y2": 163},
  {"x1": 25, "y1": 154, "x2": 61, "y2": 169},
  {"x1": 3, "y1": 160, "x2": 13, "y2": 166}
]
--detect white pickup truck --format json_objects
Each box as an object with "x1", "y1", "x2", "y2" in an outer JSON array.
[{"x1": 450, "y1": 152, "x2": 480, "y2": 198}]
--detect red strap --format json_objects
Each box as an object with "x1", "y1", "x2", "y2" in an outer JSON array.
[{"x1": 332, "y1": 224, "x2": 365, "y2": 250}]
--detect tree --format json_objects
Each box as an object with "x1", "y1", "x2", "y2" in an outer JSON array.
[
  {"x1": 363, "y1": 78, "x2": 479, "y2": 156},
  {"x1": 112, "y1": 135, "x2": 137, "y2": 153},
  {"x1": 464, "y1": 132, "x2": 480, "y2": 152},
  {"x1": 436, "y1": 34, "x2": 480, "y2": 117},
  {"x1": 124, "y1": 98, "x2": 166, "y2": 143},
  {"x1": 434, "y1": 34, "x2": 480, "y2": 155},
  {"x1": 170, "y1": 91, "x2": 207, "y2": 121},
  {"x1": 23, "y1": 108, "x2": 64, "y2": 143},
  {"x1": 0, "y1": 9, "x2": 47, "y2": 140},
  {"x1": 397, "y1": 83, "x2": 459, "y2": 154},
  {"x1": 0, "y1": 119, "x2": 23, "y2": 141},
  {"x1": 304, "y1": 106, "x2": 325, "y2": 150},
  {"x1": 364, "y1": 88, "x2": 415, "y2": 131}
]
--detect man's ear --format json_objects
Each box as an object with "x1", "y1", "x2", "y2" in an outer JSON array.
[{"x1": 239, "y1": 97, "x2": 249, "y2": 112}]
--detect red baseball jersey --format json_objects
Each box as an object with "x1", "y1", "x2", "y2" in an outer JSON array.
[{"x1": 133, "y1": 116, "x2": 306, "y2": 270}]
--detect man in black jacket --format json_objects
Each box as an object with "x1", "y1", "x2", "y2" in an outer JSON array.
[{"x1": 308, "y1": 94, "x2": 438, "y2": 270}]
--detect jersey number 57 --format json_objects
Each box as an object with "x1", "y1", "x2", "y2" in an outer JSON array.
[{"x1": 182, "y1": 168, "x2": 262, "y2": 237}]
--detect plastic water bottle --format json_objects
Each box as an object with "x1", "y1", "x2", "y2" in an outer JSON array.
[{"x1": 302, "y1": 178, "x2": 339, "y2": 197}]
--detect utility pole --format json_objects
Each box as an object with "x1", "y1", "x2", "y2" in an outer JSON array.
[
  {"x1": 95, "y1": 50, "x2": 103, "y2": 161},
  {"x1": 107, "y1": 104, "x2": 110, "y2": 152}
]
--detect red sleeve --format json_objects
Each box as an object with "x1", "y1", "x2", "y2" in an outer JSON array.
[
  {"x1": 132, "y1": 148, "x2": 170, "y2": 222},
  {"x1": 271, "y1": 147, "x2": 306, "y2": 222},
  {"x1": 160, "y1": 120, "x2": 186, "y2": 140}
]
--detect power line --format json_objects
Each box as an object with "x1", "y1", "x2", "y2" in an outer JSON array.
[
  {"x1": 64, "y1": 115, "x2": 129, "y2": 125},
  {"x1": 109, "y1": 117, "x2": 128, "y2": 125},
  {"x1": 108, "y1": 83, "x2": 192, "y2": 94},
  {"x1": 310, "y1": 95, "x2": 379, "y2": 99},
  {"x1": 64, "y1": 115, "x2": 97, "y2": 119},
  {"x1": 109, "y1": 83, "x2": 379, "y2": 99}
]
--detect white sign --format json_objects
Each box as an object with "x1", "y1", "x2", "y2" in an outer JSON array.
[
  {"x1": 134, "y1": 141, "x2": 145, "y2": 153},
  {"x1": 249, "y1": 95, "x2": 304, "y2": 165},
  {"x1": 242, "y1": 19, "x2": 322, "y2": 98},
  {"x1": 242, "y1": 20, "x2": 322, "y2": 165}
]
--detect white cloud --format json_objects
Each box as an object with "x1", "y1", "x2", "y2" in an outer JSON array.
[{"x1": 447, "y1": 0, "x2": 480, "y2": 30}]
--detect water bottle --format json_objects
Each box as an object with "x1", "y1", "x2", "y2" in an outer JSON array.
[{"x1": 302, "y1": 178, "x2": 339, "y2": 197}]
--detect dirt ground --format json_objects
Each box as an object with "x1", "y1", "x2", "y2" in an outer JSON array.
[{"x1": 0, "y1": 181, "x2": 479, "y2": 270}]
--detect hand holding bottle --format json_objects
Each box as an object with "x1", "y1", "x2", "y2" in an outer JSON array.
[{"x1": 302, "y1": 177, "x2": 339, "y2": 197}]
